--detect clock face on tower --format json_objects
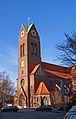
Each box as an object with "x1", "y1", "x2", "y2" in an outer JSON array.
[
  {"x1": 21, "y1": 30, "x2": 24, "y2": 37},
  {"x1": 31, "y1": 30, "x2": 36, "y2": 36}
]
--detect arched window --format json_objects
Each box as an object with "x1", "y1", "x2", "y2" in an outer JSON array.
[
  {"x1": 49, "y1": 81, "x2": 53, "y2": 91},
  {"x1": 23, "y1": 43, "x2": 25, "y2": 56},
  {"x1": 34, "y1": 44, "x2": 37, "y2": 55},
  {"x1": 20, "y1": 45, "x2": 22, "y2": 57},
  {"x1": 43, "y1": 97, "x2": 48, "y2": 105},
  {"x1": 31, "y1": 43, "x2": 33, "y2": 54},
  {"x1": 21, "y1": 79, "x2": 25, "y2": 87}
]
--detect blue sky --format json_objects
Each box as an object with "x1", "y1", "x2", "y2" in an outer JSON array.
[{"x1": 0, "y1": 0, "x2": 76, "y2": 86}]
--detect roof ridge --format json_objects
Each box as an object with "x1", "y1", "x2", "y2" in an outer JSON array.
[
  {"x1": 41, "y1": 62, "x2": 71, "y2": 69},
  {"x1": 23, "y1": 23, "x2": 34, "y2": 33},
  {"x1": 44, "y1": 69, "x2": 71, "y2": 79},
  {"x1": 30, "y1": 64, "x2": 40, "y2": 75},
  {"x1": 36, "y1": 82, "x2": 50, "y2": 95},
  {"x1": 44, "y1": 69, "x2": 68, "y2": 74},
  {"x1": 27, "y1": 23, "x2": 33, "y2": 33}
]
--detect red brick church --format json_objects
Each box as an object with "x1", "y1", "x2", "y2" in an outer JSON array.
[{"x1": 14, "y1": 23, "x2": 76, "y2": 108}]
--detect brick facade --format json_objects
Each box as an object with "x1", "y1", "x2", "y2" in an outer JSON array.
[{"x1": 14, "y1": 23, "x2": 76, "y2": 108}]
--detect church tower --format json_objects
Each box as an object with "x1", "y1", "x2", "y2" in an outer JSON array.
[
  {"x1": 16, "y1": 23, "x2": 41, "y2": 107},
  {"x1": 14, "y1": 22, "x2": 71, "y2": 108}
]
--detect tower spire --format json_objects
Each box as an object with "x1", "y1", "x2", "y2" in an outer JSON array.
[{"x1": 28, "y1": 17, "x2": 30, "y2": 26}]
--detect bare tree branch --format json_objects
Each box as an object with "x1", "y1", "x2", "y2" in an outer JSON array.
[
  {"x1": 56, "y1": 31, "x2": 76, "y2": 66},
  {"x1": 0, "y1": 71, "x2": 15, "y2": 105}
]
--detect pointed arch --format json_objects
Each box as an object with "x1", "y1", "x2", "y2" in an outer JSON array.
[
  {"x1": 43, "y1": 97, "x2": 48, "y2": 105},
  {"x1": 21, "y1": 79, "x2": 25, "y2": 87},
  {"x1": 31, "y1": 43, "x2": 34, "y2": 54},
  {"x1": 34, "y1": 43, "x2": 37, "y2": 55}
]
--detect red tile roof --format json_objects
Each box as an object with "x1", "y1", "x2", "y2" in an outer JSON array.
[
  {"x1": 41, "y1": 62, "x2": 71, "y2": 79},
  {"x1": 44, "y1": 69, "x2": 71, "y2": 79},
  {"x1": 30, "y1": 62, "x2": 71, "y2": 79},
  {"x1": 41, "y1": 62, "x2": 71, "y2": 73},
  {"x1": 36, "y1": 82, "x2": 50, "y2": 95},
  {"x1": 31, "y1": 64, "x2": 40, "y2": 75}
]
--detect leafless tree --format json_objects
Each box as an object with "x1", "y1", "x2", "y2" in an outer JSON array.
[
  {"x1": 56, "y1": 32, "x2": 76, "y2": 66},
  {"x1": 0, "y1": 71, "x2": 15, "y2": 105}
]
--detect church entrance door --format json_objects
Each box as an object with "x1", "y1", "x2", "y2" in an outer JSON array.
[
  {"x1": 19, "y1": 94, "x2": 25, "y2": 107},
  {"x1": 43, "y1": 97, "x2": 48, "y2": 105}
]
